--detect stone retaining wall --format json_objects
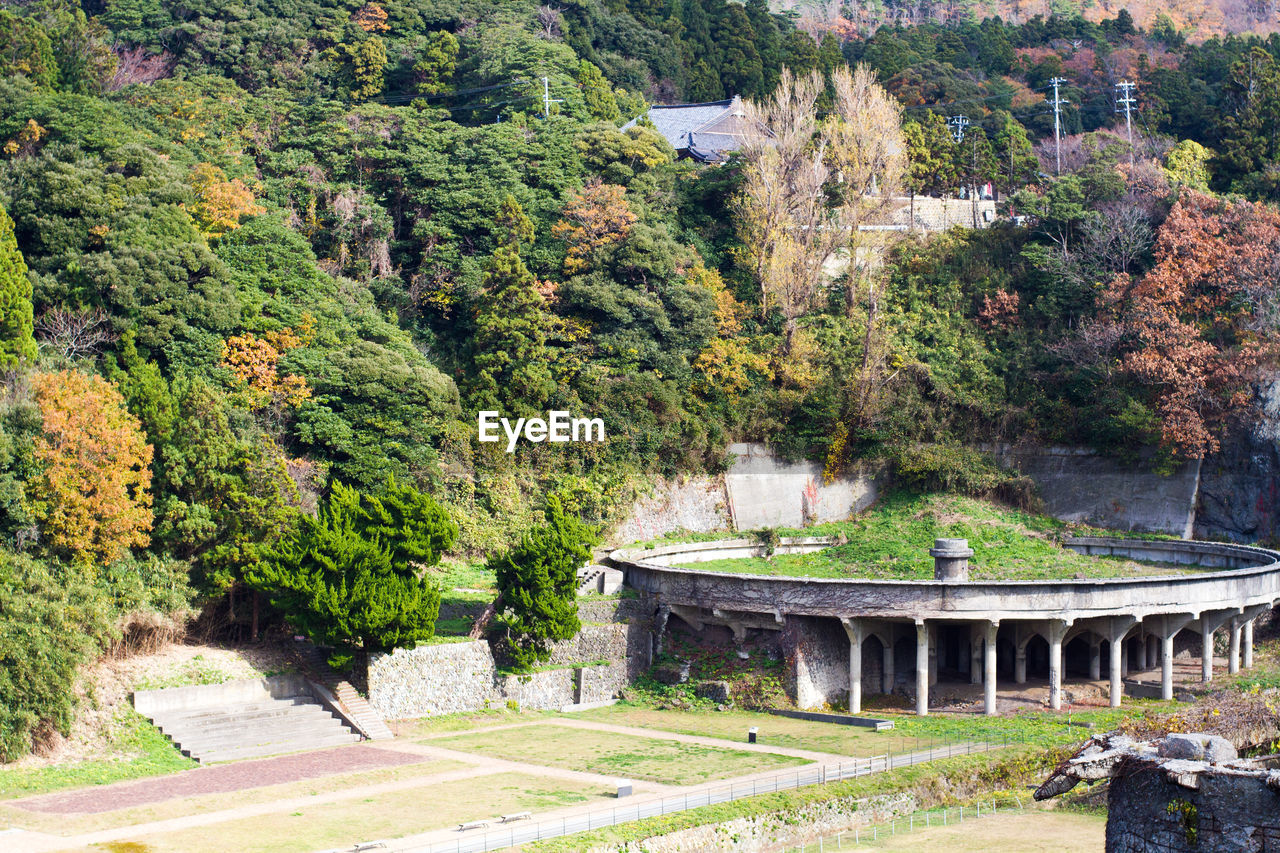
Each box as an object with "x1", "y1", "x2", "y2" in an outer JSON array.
[{"x1": 369, "y1": 600, "x2": 654, "y2": 719}]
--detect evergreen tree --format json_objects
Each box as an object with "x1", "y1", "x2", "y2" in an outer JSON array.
[
  {"x1": 715, "y1": 5, "x2": 763, "y2": 97},
  {"x1": 0, "y1": 202, "x2": 35, "y2": 368},
  {"x1": 578, "y1": 60, "x2": 621, "y2": 122},
  {"x1": 489, "y1": 496, "x2": 598, "y2": 670},
  {"x1": 246, "y1": 480, "x2": 456, "y2": 669},
  {"x1": 469, "y1": 243, "x2": 557, "y2": 418}
]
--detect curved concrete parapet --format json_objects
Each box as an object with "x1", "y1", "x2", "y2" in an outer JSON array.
[
  {"x1": 612, "y1": 535, "x2": 1280, "y2": 713},
  {"x1": 610, "y1": 536, "x2": 1280, "y2": 623}
]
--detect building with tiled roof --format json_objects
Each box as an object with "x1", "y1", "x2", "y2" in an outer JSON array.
[{"x1": 624, "y1": 95, "x2": 755, "y2": 163}]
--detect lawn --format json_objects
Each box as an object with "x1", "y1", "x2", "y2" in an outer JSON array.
[
  {"x1": 671, "y1": 492, "x2": 1204, "y2": 581},
  {"x1": 835, "y1": 807, "x2": 1104, "y2": 852},
  {"x1": 427, "y1": 559, "x2": 497, "y2": 640},
  {"x1": 0, "y1": 710, "x2": 196, "y2": 800},
  {"x1": 429, "y1": 722, "x2": 810, "y2": 784},
  {"x1": 566, "y1": 705, "x2": 892, "y2": 757},
  {"x1": 102, "y1": 771, "x2": 606, "y2": 853}
]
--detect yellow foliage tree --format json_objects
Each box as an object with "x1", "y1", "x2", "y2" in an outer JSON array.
[
  {"x1": 188, "y1": 163, "x2": 265, "y2": 237},
  {"x1": 28, "y1": 370, "x2": 154, "y2": 565}
]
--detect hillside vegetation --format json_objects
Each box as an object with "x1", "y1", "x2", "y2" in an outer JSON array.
[{"x1": 1, "y1": 0, "x2": 1280, "y2": 759}]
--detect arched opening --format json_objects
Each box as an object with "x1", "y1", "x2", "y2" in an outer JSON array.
[
  {"x1": 894, "y1": 636, "x2": 915, "y2": 676},
  {"x1": 1024, "y1": 635, "x2": 1050, "y2": 680},
  {"x1": 996, "y1": 634, "x2": 1017, "y2": 678},
  {"x1": 862, "y1": 634, "x2": 886, "y2": 695},
  {"x1": 1064, "y1": 636, "x2": 1092, "y2": 677}
]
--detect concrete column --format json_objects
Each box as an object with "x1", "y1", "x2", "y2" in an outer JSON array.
[
  {"x1": 1120, "y1": 639, "x2": 1129, "y2": 677},
  {"x1": 915, "y1": 620, "x2": 929, "y2": 717},
  {"x1": 1202, "y1": 627, "x2": 1215, "y2": 683},
  {"x1": 1109, "y1": 637, "x2": 1124, "y2": 708},
  {"x1": 882, "y1": 638, "x2": 894, "y2": 694},
  {"x1": 984, "y1": 621, "x2": 999, "y2": 716},
  {"x1": 1145, "y1": 635, "x2": 1157, "y2": 670},
  {"x1": 841, "y1": 618, "x2": 863, "y2": 715},
  {"x1": 1244, "y1": 619, "x2": 1254, "y2": 669},
  {"x1": 1049, "y1": 625, "x2": 1064, "y2": 711},
  {"x1": 1161, "y1": 634, "x2": 1175, "y2": 701},
  {"x1": 1229, "y1": 618, "x2": 1241, "y2": 675},
  {"x1": 1015, "y1": 646, "x2": 1027, "y2": 684},
  {"x1": 1088, "y1": 640, "x2": 1101, "y2": 681}
]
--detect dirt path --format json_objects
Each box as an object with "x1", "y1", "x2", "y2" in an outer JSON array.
[{"x1": 546, "y1": 717, "x2": 857, "y2": 763}]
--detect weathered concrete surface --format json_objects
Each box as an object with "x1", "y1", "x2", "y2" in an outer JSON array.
[
  {"x1": 613, "y1": 537, "x2": 1280, "y2": 623},
  {"x1": 1037, "y1": 732, "x2": 1280, "y2": 853},
  {"x1": 992, "y1": 444, "x2": 1201, "y2": 537},
  {"x1": 725, "y1": 442, "x2": 880, "y2": 530}
]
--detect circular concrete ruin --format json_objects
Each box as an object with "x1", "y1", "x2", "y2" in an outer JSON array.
[{"x1": 610, "y1": 536, "x2": 1280, "y2": 716}]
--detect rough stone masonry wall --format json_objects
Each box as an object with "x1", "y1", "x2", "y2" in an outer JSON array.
[
  {"x1": 1106, "y1": 760, "x2": 1280, "y2": 852},
  {"x1": 368, "y1": 597, "x2": 655, "y2": 719},
  {"x1": 611, "y1": 475, "x2": 731, "y2": 545}
]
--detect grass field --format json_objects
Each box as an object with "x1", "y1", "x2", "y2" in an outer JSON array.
[
  {"x1": 671, "y1": 492, "x2": 1203, "y2": 581},
  {"x1": 429, "y1": 723, "x2": 809, "y2": 784},
  {"x1": 0, "y1": 710, "x2": 196, "y2": 800},
  {"x1": 567, "y1": 705, "x2": 891, "y2": 756},
  {"x1": 107, "y1": 771, "x2": 606, "y2": 853},
  {"x1": 828, "y1": 808, "x2": 1105, "y2": 852}
]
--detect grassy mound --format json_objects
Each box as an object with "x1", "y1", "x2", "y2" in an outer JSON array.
[{"x1": 673, "y1": 492, "x2": 1199, "y2": 581}]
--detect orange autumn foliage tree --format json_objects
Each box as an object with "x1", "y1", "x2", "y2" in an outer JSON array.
[
  {"x1": 28, "y1": 370, "x2": 154, "y2": 565},
  {"x1": 1107, "y1": 192, "x2": 1280, "y2": 458},
  {"x1": 551, "y1": 179, "x2": 636, "y2": 274},
  {"x1": 221, "y1": 318, "x2": 315, "y2": 411}
]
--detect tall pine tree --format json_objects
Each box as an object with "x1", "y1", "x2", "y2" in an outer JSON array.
[{"x1": 0, "y1": 202, "x2": 35, "y2": 368}]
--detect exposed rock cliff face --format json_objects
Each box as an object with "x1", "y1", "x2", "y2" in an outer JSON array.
[{"x1": 1195, "y1": 378, "x2": 1280, "y2": 543}]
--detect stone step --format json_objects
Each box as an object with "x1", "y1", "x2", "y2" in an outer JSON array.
[
  {"x1": 180, "y1": 719, "x2": 353, "y2": 756},
  {"x1": 154, "y1": 697, "x2": 317, "y2": 724},
  {"x1": 192, "y1": 731, "x2": 362, "y2": 764},
  {"x1": 157, "y1": 708, "x2": 342, "y2": 740}
]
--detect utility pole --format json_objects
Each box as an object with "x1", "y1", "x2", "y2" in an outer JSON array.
[
  {"x1": 541, "y1": 76, "x2": 563, "y2": 119},
  {"x1": 1116, "y1": 80, "x2": 1137, "y2": 168},
  {"x1": 1050, "y1": 77, "x2": 1070, "y2": 175},
  {"x1": 949, "y1": 116, "x2": 980, "y2": 228}
]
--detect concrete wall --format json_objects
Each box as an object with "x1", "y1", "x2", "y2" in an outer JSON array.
[
  {"x1": 726, "y1": 443, "x2": 880, "y2": 530},
  {"x1": 133, "y1": 673, "x2": 309, "y2": 716},
  {"x1": 783, "y1": 616, "x2": 848, "y2": 710},
  {"x1": 613, "y1": 538, "x2": 1280, "y2": 623},
  {"x1": 992, "y1": 444, "x2": 1201, "y2": 537}
]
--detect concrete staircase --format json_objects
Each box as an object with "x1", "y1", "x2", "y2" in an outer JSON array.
[
  {"x1": 152, "y1": 697, "x2": 360, "y2": 763},
  {"x1": 134, "y1": 675, "x2": 362, "y2": 764},
  {"x1": 293, "y1": 643, "x2": 395, "y2": 741}
]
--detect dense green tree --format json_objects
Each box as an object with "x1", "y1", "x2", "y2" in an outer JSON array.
[
  {"x1": 247, "y1": 480, "x2": 455, "y2": 669},
  {"x1": 414, "y1": 29, "x2": 458, "y2": 96},
  {"x1": 489, "y1": 496, "x2": 598, "y2": 670},
  {"x1": 0, "y1": 202, "x2": 36, "y2": 367},
  {"x1": 468, "y1": 243, "x2": 557, "y2": 417},
  {"x1": 0, "y1": 10, "x2": 58, "y2": 88}
]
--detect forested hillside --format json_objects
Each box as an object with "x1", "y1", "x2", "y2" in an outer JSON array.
[{"x1": 2, "y1": 0, "x2": 1280, "y2": 759}]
